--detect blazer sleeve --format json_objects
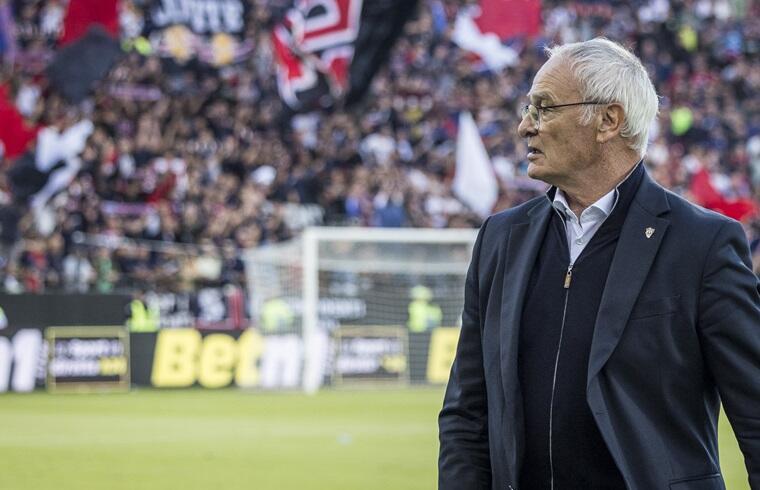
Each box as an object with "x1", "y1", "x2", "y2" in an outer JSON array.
[
  {"x1": 438, "y1": 217, "x2": 492, "y2": 490},
  {"x1": 697, "y1": 219, "x2": 760, "y2": 488}
]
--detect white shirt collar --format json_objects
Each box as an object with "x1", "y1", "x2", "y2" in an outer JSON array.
[
  {"x1": 552, "y1": 186, "x2": 617, "y2": 219},
  {"x1": 548, "y1": 161, "x2": 642, "y2": 219}
]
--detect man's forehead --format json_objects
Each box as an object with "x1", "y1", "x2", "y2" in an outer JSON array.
[{"x1": 527, "y1": 58, "x2": 575, "y2": 102}]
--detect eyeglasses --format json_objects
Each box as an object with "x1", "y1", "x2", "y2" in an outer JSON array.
[{"x1": 520, "y1": 101, "x2": 606, "y2": 130}]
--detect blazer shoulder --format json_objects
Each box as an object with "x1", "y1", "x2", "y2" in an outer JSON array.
[
  {"x1": 636, "y1": 173, "x2": 735, "y2": 231},
  {"x1": 487, "y1": 194, "x2": 546, "y2": 228},
  {"x1": 469, "y1": 195, "x2": 546, "y2": 254}
]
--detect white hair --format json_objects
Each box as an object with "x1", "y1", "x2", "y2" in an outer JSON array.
[{"x1": 545, "y1": 38, "x2": 659, "y2": 158}]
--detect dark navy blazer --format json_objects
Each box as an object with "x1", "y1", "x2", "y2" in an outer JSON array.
[{"x1": 438, "y1": 169, "x2": 760, "y2": 490}]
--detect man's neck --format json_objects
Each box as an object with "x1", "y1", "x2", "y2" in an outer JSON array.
[{"x1": 560, "y1": 160, "x2": 640, "y2": 217}]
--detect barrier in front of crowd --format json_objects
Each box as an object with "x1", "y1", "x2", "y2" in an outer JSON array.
[{"x1": 0, "y1": 294, "x2": 460, "y2": 393}]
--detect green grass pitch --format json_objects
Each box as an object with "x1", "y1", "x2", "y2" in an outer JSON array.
[{"x1": 0, "y1": 387, "x2": 749, "y2": 489}]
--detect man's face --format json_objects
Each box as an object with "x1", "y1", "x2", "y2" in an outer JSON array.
[{"x1": 518, "y1": 57, "x2": 598, "y2": 187}]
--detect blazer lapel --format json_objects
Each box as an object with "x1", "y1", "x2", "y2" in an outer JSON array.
[
  {"x1": 500, "y1": 198, "x2": 551, "y2": 408},
  {"x1": 499, "y1": 197, "x2": 551, "y2": 476},
  {"x1": 587, "y1": 174, "x2": 671, "y2": 390}
]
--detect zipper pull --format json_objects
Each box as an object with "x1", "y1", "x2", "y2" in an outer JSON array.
[{"x1": 563, "y1": 264, "x2": 574, "y2": 289}]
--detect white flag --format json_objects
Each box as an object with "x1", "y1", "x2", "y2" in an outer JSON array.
[
  {"x1": 452, "y1": 7, "x2": 518, "y2": 71},
  {"x1": 453, "y1": 111, "x2": 498, "y2": 218},
  {"x1": 31, "y1": 119, "x2": 93, "y2": 210}
]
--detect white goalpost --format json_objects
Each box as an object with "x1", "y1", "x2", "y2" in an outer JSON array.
[{"x1": 244, "y1": 226, "x2": 478, "y2": 393}]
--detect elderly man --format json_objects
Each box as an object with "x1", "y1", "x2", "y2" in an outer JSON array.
[{"x1": 439, "y1": 38, "x2": 760, "y2": 490}]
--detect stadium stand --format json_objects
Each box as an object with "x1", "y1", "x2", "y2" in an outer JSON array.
[{"x1": 0, "y1": 0, "x2": 757, "y2": 299}]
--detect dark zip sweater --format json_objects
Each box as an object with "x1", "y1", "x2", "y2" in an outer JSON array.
[{"x1": 518, "y1": 163, "x2": 644, "y2": 490}]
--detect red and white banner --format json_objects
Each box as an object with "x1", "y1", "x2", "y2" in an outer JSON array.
[
  {"x1": 452, "y1": 0, "x2": 541, "y2": 70},
  {"x1": 272, "y1": 0, "x2": 363, "y2": 110},
  {"x1": 272, "y1": 0, "x2": 418, "y2": 112}
]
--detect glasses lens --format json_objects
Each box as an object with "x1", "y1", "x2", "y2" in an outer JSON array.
[
  {"x1": 521, "y1": 104, "x2": 539, "y2": 127},
  {"x1": 529, "y1": 105, "x2": 539, "y2": 125}
]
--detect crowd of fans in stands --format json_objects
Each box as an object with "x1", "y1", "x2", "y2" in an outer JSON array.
[{"x1": 0, "y1": 0, "x2": 758, "y2": 294}]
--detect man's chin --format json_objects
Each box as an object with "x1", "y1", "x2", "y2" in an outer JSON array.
[
  {"x1": 527, "y1": 162, "x2": 549, "y2": 182},
  {"x1": 527, "y1": 164, "x2": 560, "y2": 188}
]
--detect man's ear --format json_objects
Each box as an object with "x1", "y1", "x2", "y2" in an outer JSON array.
[{"x1": 596, "y1": 103, "x2": 625, "y2": 144}]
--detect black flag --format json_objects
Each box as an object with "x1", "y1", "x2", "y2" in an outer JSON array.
[
  {"x1": 46, "y1": 26, "x2": 124, "y2": 103},
  {"x1": 271, "y1": 0, "x2": 419, "y2": 112}
]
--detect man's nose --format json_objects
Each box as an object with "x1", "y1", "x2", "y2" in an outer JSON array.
[{"x1": 518, "y1": 113, "x2": 537, "y2": 138}]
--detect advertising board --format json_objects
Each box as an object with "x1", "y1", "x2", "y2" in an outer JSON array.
[{"x1": 46, "y1": 327, "x2": 130, "y2": 393}]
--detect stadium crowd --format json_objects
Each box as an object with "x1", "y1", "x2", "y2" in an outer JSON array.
[{"x1": 0, "y1": 0, "x2": 758, "y2": 295}]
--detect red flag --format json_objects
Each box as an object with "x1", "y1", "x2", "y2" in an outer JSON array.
[
  {"x1": 689, "y1": 167, "x2": 723, "y2": 206},
  {"x1": 689, "y1": 167, "x2": 758, "y2": 222},
  {"x1": 474, "y1": 0, "x2": 542, "y2": 40},
  {"x1": 710, "y1": 199, "x2": 757, "y2": 222},
  {"x1": 59, "y1": 0, "x2": 119, "y2": 46},
  {"x1": 0, "y1": 85, "x2": 39, "y2": 160}
]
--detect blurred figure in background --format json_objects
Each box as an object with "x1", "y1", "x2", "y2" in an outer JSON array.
[
  {"x1": 127, "y1": 289, "x2": 159, "y2": 332},
  {"x1": 407, "y1": 285, "x2": 442, "y2": 333}
]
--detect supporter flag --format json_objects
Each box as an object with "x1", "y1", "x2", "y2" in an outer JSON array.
[
  {"x1": 8, "y1": 119, "x2": 93, "y2": 207},
  {"x1": 689, "y1": 167, "x2": 758, "y2": 222},
  {"x1": 452, "y1": 0, "x2": 541, "y2": 70},
  {"x1": 47, "y1": 27, "x2": 124, "y2": 103},
  {"x1": 59, "y1": 0, "x2": 119, "y2": 46},
  {"x1": 453, "y1": 112, "x2": 498, "y2": 218},
  {"x1": 142, "y1": 0, "x2": 253, "y2": 66},
  {"x1": 272, "y1": 0, "x2": 419, "y2": 112}
]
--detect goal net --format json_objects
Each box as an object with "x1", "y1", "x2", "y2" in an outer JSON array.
[{"x1": 244, "y1": 226, "x2": 477, "y2": 393}]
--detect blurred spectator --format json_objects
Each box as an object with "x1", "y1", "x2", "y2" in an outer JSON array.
[{"x1": 62, "y1": 246, "x2": 95, "y2": 292}]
